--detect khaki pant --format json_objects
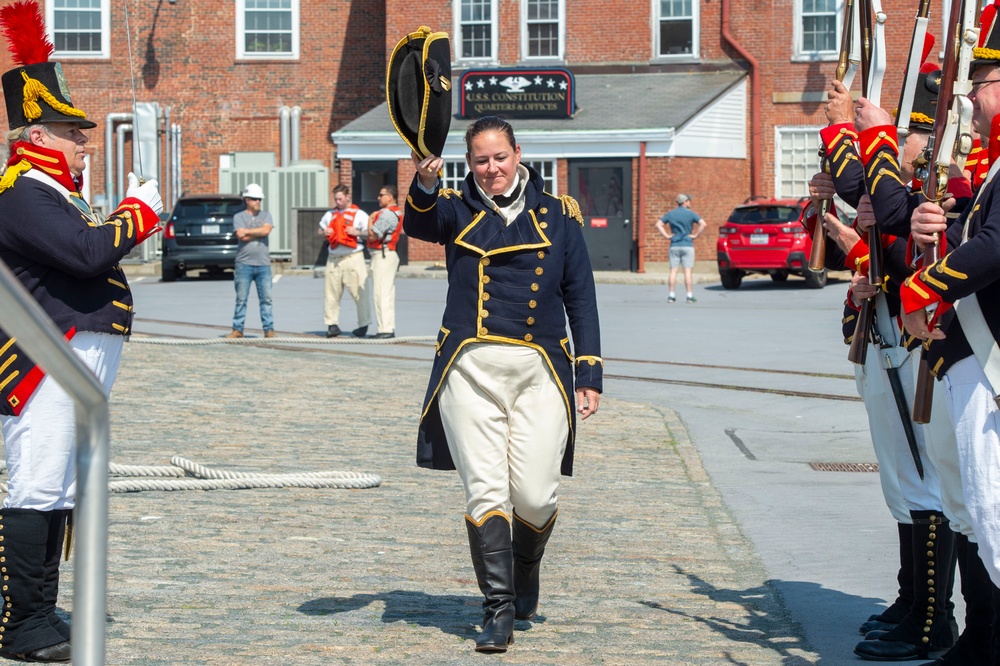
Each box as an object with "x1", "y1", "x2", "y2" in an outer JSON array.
[
  {"x1": 370, "y1": 249, "x2": 399, "y2": 334},
  {"x1": 324, "y1": 251, "x2": 371, "y2": 328},
  {"x1": 438, "y1": 344, "x2": 568, "y2": 527}
]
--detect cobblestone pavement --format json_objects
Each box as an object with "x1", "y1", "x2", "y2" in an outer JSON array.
[{"x1": 38, "y1": 343, "x2": 818, "y2": 665}]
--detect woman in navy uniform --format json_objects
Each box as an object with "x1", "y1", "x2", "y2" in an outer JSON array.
[
  {"x1": 405, "y1": 116, "x2": 602, "y2": 653},
  {"x1": 0, "y1": 2, "x2": 162, "y2": 661}
]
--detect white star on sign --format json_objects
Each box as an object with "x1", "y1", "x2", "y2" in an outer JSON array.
[
  {"x1": 465, "y1": 81, "x2": 473, "y2": 90},
  {"x1": 559, "y1": 80, "x2": 568, "y2": 90},
  {"x1": 546, "y1": 79, "x2": 555, "y2": 87},
  {"x1": 534, "y1": 76, "x2": 543, "y2": 85},
  {"x1": 489, "y1": 77, "x2": 498, "y2": 85},
  {"x1": 477, "y1": 80, "x2": 486, "y2": 88}
]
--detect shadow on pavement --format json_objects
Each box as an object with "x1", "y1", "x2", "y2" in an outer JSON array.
[{"x1": 299, "y1": 591, "x2": 481, "y2": 640}]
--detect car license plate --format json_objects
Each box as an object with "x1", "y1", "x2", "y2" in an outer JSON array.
[
  {"x1": 749, "y1": 233, "x2": 768, "y2": 244},
  {"x1": 202, "y1": 224, "x2": 220, "y2": 234}
]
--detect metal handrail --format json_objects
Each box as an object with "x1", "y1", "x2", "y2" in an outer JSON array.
[{"x1": 0, "y1": 258, "x2": 108, "y2": 665}]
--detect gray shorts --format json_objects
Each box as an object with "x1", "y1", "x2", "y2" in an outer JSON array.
[{"x1": 669, "y1": 246, "x2": 695, "y2": 269}]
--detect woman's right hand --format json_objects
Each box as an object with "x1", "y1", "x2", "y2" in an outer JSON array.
[{"x1": 412, "y1": 151, "x2": 444, "y2": 189}]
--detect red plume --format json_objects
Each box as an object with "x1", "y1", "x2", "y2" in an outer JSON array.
[
  {"x1": 0, "y1": 0, "x2": 53, "y2": 67},
  {"x1": 921, "y1": 32, "x2": 936, "y2": 64},
  {"x1": 979, "y1": 1, "x2": 1000, "y2": 49}
]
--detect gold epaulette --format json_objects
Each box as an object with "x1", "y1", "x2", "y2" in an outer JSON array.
[
  {"x1": 557, "y1": 194, "x2": 583, "y2": 225},
  {"x1": 0, "y1": 159, "x2": 32, "y2": 195},
  {"x1": 440, "y1": 187, "x2": 462, "y2": 200}
]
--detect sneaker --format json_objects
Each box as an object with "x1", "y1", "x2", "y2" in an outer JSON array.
[
  {"x1": 224, "y1": 330, "x2": 243, "y2": 339},
  {"x1": 264, "y1": 330, "x2": 278, "y2": 339},
  {"x1": 667, "y1": 296, "x2": 676, "y2": 303},
  {"x1": 686, "y1": 296, "x2": 697, "y2": 303},
  {"x1": 326, "y1": 325, "x2": 342, "y2": 338},
  {"x1": 352, "y1": 325, "x2": 368, "y2": 338}
]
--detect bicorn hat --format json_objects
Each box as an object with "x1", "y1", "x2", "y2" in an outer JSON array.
[
  {"x1": 386, "y1": 26, "x2": 452, "y2": 160},
  {"x1": 909, "y1": 63, "x2": 941, "y2": 132},
  {"x1": 973, "y1": 0, "x2": 1000, "y2": 69},
  {"x1": 0, "y1": 0, "x2": 95, "y2": 131}
]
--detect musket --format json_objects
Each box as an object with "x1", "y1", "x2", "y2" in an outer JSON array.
[
  {"x1": 810, "y1": 0, "x2": 859, "y2": 272},
  {"x1": 847, "y1": 0, "x2": 886, "y2": 367},
  {"x1": 912, "y1": 0, "x2": 977, "y2": 423},
  {"x1": 895, "y1": 0, "x2": 934, "y2": 147}
]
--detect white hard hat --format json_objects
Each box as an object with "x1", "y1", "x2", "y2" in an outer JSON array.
[{"x1": 242, "y1": 183, "x2": 265, "y2": 200}]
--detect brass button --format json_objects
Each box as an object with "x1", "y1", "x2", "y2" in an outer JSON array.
[
  {"x1": 588, "y1": 359, "x2": 596, "y2": 366},
  {"x1": 527, "y1": 317, "x2": 535, "y2": 326},
  {"x1": 529, "y1": 300, "x2": 537, "y2": 309},
  {"x1": 481, "y1": 257, "x2": 490, "y2": 266},
  {"x1": 482, "y1": 275, "x2": 490, "y2": 284},
  {"x1": 537, "y1": 251, "x2": 545, "y2": 259},
  {"x1": 878, "y1": 130, "x2": 886, "y2": 138},
  {"x1": 479, "y1": 327, "x2": 488, "y2": 336},
  {"x1": 481, "y1": 310, "x2": 489, "y2": 318},
  {"x1": 482, "y1": 292, "x2": 490, "y2": 301},
  {"x1": 540, "y1": 222, "x2": 548, "y2": 229},
  {"x1": 535, "y1": 267, "x2": 543, "y2": 275},
  {"x1": 524, "y1": 334, "x2": 533, "y2": 342},
  {"x1": 540, "y1": 207, "x2": 548, "y2": 214},
  {"x1": 530, "y1": 283, "x2": 539, "y2": 292}
]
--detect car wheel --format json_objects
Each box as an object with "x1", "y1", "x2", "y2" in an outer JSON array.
[
  {"x1": 771, "y1": 270, "x2": 789, "y2": 282},
  {"x1": 720, "y1": 269, "x2": 743, "y2": 290},
  {"x1": 803, "y1": 268, "x2": 828, "y2": 289},
  {"x1": 161, "y1": 265, "x2": 179, "y2": 282}
]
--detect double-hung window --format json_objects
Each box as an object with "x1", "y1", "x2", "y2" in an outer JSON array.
[
  {"x1": 794, "y1": 0, "x2": 839, "y2": 60},
  {"x1": 237, "y1": 0, "x2": 299, "y2": 60},
  {"x1": 656, "y1": 0, "x2": 698, "y2": 58},
  {"x1": 522, "y1": 0, "x2": 564, "y2": 60},
  {"x1": 456, "y1": 0, "x2": 498, "y2": 62},
  {"x1": 48, "y1": 0, "x2": 109, "y2": 59}
]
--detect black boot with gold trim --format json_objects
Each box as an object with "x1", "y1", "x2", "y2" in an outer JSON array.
[
  {"x1": 465, "y1": 512, "x2": 515, "y2": 653},
  {"x1": 0, "y1": 509, "x2": 71, "y2": 662},
  {"x1": 854, "y1": 511, "x2": 956, "y2": 661},
  {"x1": 40, "y1": 510, "x2": 71, "y2": 642},
  {"x1": 512, "y1": 510, "x2": 556, "y2": 621},
  {"x1": 859, "y1": 522, "x2": 914, "y2": 634}
]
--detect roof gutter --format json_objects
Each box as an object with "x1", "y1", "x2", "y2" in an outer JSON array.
[{"x1": 721, "y1": 0, "x2": 760, "y2": 197}]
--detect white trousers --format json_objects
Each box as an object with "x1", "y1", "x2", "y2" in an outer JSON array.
[
  {"x1": 944, "y1": 356, "x2": 1000, "y2": 586},
  {"x1": 922, "y1": 366, "x2": 974, "y2": 538},
  {"x1": 856, "y1": 345, "x2": 943, "y2": 522},
  {"x1": 1, "y1": 332, "x2": 123, "y2": 510},
  {"x1": 438, "y1": 344, "x2": 569, "y2": 528},
  {"x1": 370, "y1": 249, "x2": 399, "y2": 334},
  {"x1": 323, "y1": 251, "x2": 371, "y2": 328}
]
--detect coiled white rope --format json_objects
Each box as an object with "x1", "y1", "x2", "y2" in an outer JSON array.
[
  {"x1": 130, "y1": 335, "x2": 434, "y2": 346},
  {"x1": 0, "y1": 457, "x2": 381, "y2": 493}
]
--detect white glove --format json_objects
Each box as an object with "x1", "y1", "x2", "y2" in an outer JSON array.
[{"x1": 126, "y1": 172, "x2": 163, "y2": 215}]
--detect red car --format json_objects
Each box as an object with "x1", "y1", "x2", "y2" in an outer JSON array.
[{"x1": 716, "y1": 197, "x2": 845, "y2": 290}]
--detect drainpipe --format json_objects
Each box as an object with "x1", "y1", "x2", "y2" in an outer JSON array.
[
  {"x1": 116, "y1": 123, "x2": 132, "y2": 209},
  {"x1": 171, "y1": 123, "x2": 183, "y2": 200},
  {"x1": 290, "y1": 106, "x2": 301, "y2": 163},
  {"x1": 721, "y1": 0, "x2": 761, "y2": 197},
  {"x1": 636, "y1": 142, "x2": 646, "y2": 273},
  {"x1": 105, "y1": 112, "x2": 132, "y2": 210},
  {"x1": 279, "y1": 106, "x2": 290, "y2": 167},
  {"x1": 163, "y1": 106, "x2": 171, "y2": 208}
]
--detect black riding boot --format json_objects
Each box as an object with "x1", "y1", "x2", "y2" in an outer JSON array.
[
  {"x1": 854, "y1": 511, "x2": 956, "y2": 661},
  {"x1": 512, "y1": 511, "x2": 556, "y2": 621},
  {"x1": 42, "y1": 510, "x2": 71, "y2": 641},
  {"x1": 919, "y1": 533, "x2": 993, "y2": 665},
  {"x1": 0, "y1": 509, "x2": 71, "y2": 662},
  {"x1": 860, "y1": 522, "x2": 915, "y2": 634},
  {"x1": 466, "y1": 513, "x2": 515, "y2": 653}
]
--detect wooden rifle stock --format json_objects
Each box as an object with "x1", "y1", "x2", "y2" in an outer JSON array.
[
  {"x1": 809, "y1": 200, "x2": 829, "y2": 272},
  {"x1": 847, "y1": 227, "x2": 882, "y2": 365}
]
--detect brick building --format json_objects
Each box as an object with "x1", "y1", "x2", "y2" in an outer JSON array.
[{"x1": 0, "y1": 0, "x2": 944, "y2": 270}]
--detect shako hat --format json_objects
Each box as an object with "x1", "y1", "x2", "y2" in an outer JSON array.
[
  {"x1": 909, "y1": 63, "x2": 941, "y2": 132},
  {"x1": 973, "y1": 0, "x2": 1000, "y2": 69},
  {"x1": 0, "y1": 0, "x2": 95, "y2": 131},
  {"x1": 386, "y1": 26, "x2": 452, "y2": 160}
]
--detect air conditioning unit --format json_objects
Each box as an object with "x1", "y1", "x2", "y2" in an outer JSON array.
[{"x1": 219, "y1": 156, "x2": 330, "y2": 258}]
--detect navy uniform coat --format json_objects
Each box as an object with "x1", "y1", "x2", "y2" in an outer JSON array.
[{"x1": 404, "y1": 165, "x2": 603, "y2": 476}]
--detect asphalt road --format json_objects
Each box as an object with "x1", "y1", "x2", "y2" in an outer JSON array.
[{"x1": 119, "y1": 268, "x2": 927, "y2": 665}]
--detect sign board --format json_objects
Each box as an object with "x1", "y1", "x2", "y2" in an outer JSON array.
[
  {"x1": 590, "y1": 217, "x2": 608, "y2": 228},
  {"x1": 459, "y1": 68, "x2": 575, "y2": 119}
]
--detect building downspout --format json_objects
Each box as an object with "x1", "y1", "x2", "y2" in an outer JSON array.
[
  {"x1": 721, "y1": 0, "x2": 760, "y2": 197},
  {"x1": 105, "y1": 112, "x2": 132, "y2": 210},
  {"x1": 279, "y1": 106, "x2": 290, "y2": 167},
  {"x1": 290, "y1": 106, "x2": 301, "y2": 163},
  {"x1": 636, "y1": 142, "x2": 646, "y2": 273}
]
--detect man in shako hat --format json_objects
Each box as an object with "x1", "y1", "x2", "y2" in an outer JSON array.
[
  {"x1": 0, "y1": 1, "x2": 162, "y2": 661},
  {"x1": 901, "y1": 0, "x2": 1000, "y2": 659}
]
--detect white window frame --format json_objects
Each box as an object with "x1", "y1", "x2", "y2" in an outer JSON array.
[
  {"x1": 47, "y1": 0, "x2": 110, "y2": 60},
  {"x1": 520, "y1": 0, "x2": 565, "y2": 62},
  {"x1": 774, "y1": 125, "x2": 824, "y2": 199},
  {"x1": 236, "y1": 0, "x2": 300, "y2": 61},
  {"x1": 454, "y1": 0, "x2": 499, "y2": 64},
  {"x1": 442, "y1": 160, "x2": 558, "y2": 195},
  {"x1": 652, "y1": 0, "x2": 699, "y2": 60},
  {"x1": 792, "y1": 0, "x2": 841, "y2": 62}
]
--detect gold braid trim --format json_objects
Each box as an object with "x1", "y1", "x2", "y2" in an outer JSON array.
[
  {"x1": 20, "y1": 71, "x2": 87, "y2": 123},
  {"x1": 973, "y1": 47, "x2": 1000, "y2": 60},
  {"x1": 0, "y1": 159, "x2": 32, "y2": 194},
  {"x1": 910, "y1": 112, "x2": 934, "y2": 126},
  {"x1": 559, "y1": 194, "x2": 583, "y2": 225}
]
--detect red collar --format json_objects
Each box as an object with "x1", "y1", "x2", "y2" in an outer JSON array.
[{"x1": 6, "y1": 141, "x2": 82, "y2": 192}]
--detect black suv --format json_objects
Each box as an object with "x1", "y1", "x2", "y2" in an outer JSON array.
[{"x1": 160, "y1": 194, "x2": 245, "y2": 281}]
